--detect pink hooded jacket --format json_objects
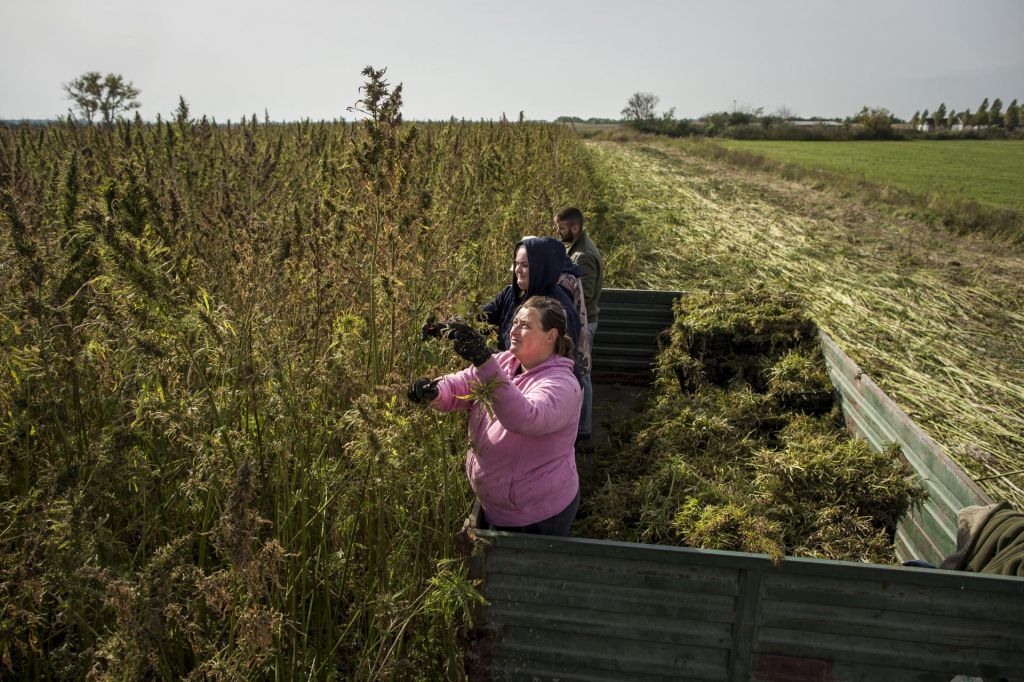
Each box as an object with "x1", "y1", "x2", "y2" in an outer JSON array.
[{"x1": 432, "y1": 350, "x2": 581, "y2": 527}]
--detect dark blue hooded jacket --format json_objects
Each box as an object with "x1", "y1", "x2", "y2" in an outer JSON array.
[{"x1": 483, "y1": 237, "x2": 582, "y2": 358}]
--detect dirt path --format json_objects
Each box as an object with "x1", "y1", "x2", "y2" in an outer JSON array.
[{"x1": 588, "y1": 139, "x2": 1024, "y2": 506}]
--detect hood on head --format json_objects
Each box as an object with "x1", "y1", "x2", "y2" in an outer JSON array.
[{"x1": 513, "y1": 237, "x2": 567, "y2": 298}]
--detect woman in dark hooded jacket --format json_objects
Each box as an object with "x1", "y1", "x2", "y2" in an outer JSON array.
[{"x1": 483, "y1": 237, "x2": 582, "y2": 362}]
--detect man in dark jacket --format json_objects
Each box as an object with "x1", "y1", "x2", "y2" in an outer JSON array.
[
  {"x1": 556, "y1": 207, "x2": 603, "y2": 442},
  {"x1": 482, "y1": 237, "x2": 582, "y2": 372}
]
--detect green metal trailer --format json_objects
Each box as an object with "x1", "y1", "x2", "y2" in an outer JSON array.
[{"x1": 464, "y1": 289, "x2": 1024, "y2": 682}]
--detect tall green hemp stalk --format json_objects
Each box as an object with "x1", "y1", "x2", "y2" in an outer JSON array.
[{"x1": 348, "y1": 66, "x2": 419, "y2": 385}]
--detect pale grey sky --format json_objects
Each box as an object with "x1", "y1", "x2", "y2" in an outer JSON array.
[{"x1": 2, "y1": 0, "x2": 1022, "y2": 122}]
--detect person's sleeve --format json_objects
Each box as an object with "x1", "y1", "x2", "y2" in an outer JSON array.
[
  {"x1": 432, "y1": 365, "x2": 480, "y2": 412},
  {"x1": 482, "y1": 294, "x2": 501, "y2": 327},
  {"x1": 476, "y1": 361, "x2": 580, "y2": 436},
  {"x1": 576, "y1": 251, "x2": 600, "y2": 308}
]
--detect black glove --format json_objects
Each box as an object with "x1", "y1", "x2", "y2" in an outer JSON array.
[
  {"x1": 407, "y1": 377, "x2": 440, "y2": 403},
  {"x1": 421, "y1": 314, "x2": 444, "y2": 341},
  {"x1": 448, "y1": 322, "x2": 493, "y2": 367}
]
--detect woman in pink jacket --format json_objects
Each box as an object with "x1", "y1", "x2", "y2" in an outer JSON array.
[{"x1": 408, "y1": 296, "x2": 582, "y2": 536}]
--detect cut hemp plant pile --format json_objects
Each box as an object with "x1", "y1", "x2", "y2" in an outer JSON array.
[{"x1": 576, "y1": 287, "x2": 927, "y2": 564}]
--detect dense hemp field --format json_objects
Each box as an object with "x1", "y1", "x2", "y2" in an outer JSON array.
[
  {"x1": 0, "y1": 70, "x2": 595, "y2": 679},
  {"x1": 585, "y1": 138, "x2": 1024, "y2": 510}
]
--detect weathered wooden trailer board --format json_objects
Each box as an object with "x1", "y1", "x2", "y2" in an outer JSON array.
[{"x1": 465, "y1": 289, "x2": 1024, "y2": 682}]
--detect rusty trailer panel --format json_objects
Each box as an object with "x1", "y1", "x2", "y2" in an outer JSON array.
[
  {"x1": 467, "y1": 533, "x2": 1024, "y2": 681},
  {"x1": 590, "y1": 288, "x2": 677, "y2": 376},
  {"x1": 818, "y1": 332, "x2": 992, "y2": 564}
]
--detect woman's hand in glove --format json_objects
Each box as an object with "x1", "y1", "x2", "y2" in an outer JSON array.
[
  {"x1": 407, "y1": 377, "x2": 440, "y2": 403},
  {"x1": 448, "y1": 323, "x2": 493, "y2": 367}
]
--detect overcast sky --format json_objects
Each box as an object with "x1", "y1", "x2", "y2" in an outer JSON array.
[{"x1": 3, "y1": 0, "x2": 1022, "y2": 122}]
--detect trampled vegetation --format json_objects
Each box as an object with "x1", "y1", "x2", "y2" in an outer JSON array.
[
  {"x1": 585, "y1": 139, "x2": 1024, "y2": 509},
  {"x1": 0, "y1": 70, "x2": 593, "y2": 679}
]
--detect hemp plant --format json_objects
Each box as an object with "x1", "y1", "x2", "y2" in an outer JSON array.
[{"x1": 348, "y1": 66, "x2": 425, "y2": 386}]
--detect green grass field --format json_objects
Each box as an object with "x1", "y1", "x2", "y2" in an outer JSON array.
[{"x1": 718, "y1": 139, "x2": 1024, "y2": 211}]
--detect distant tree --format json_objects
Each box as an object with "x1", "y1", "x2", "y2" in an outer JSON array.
[
  {"x1": 934, "y1": 103, "x2": 947, "y2": 128},
  {"x1": 701, "y1": 111, "x2": 730, "y2": 135},
  {"x1": 1005, "y1": 99, "x2": 1020, "y2": 129},
  {"x1": 621, "y1": 92, "x2": 659, "y2": 123},
  {"x1": 855, "y1": 106, "x2": 894, "y2": 138},
  {"x1": 728, "y1": 103, "x2": 763, "y2": 126},
  {"x1": 989, "y1": 98, "x2": 1004, "y2": 127},
  {"x1": 98, "y1": 74, "x2": 141, "y2": 124},
  {"x1": 910, "y1": 111, "x2": 921, "y2": 128},
  {"x1": 973, "y1": 97, "x2": 990, "y2": 126},
  {"x1": 773, "y1": 105, "x2": 797, "y2": 120},
  {"x1": 63, "y1": 71, "x2": 141, "y2": 125},
  {"x1": 921, "y1": 108, "x2": 930, "y2": 125},
  {"x1": 63, "y1": 71, "x2": 103, "y2": 123}
]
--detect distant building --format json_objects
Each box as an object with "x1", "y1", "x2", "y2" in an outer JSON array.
[
  {"x1": 786, "y1": 119, "x2": 843, "y2": 127},
  {"x1": 951, "y1": 116, "x2": 974, "y2": 132},
  {"x1": 916, "y1": 117, "x2": 935, "y2": 132}
]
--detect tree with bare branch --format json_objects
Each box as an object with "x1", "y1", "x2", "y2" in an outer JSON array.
[
  {"x1": 621, "y1": 92, "x2": 659, "y2": 123},
  {"x1": 64, "y1": 72, "x2": 141, "y2": 124}
]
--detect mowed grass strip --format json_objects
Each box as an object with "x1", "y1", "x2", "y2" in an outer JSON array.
[
  {"x1": 717, "y1": 139, "x2": 1024, "y2": 212},
  {"x1": 586, "y1": 139, "x2": 1024, "y2": 508}
]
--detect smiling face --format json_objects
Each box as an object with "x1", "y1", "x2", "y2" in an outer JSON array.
[
  {"x1": 508, "y1": 306, "x2": 557, "y2": 370},
  {"x1": 513, "y1": 245, "x2": 529, "y2": 291}
]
